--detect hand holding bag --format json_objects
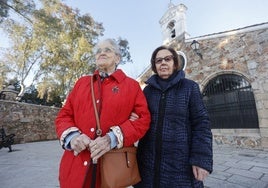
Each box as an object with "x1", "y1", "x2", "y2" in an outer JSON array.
[{"x1": 91, "y1": 76, "x2": 141, "y2": 188}]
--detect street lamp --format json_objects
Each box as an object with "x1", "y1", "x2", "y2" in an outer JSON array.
[{"x1": 190, "y1": 40, "x2": 203, "y2": 59}]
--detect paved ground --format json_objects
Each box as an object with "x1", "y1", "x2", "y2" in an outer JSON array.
[
  {"x1": 0, "y1": 140, "x2": 62, "y2": 188},
  {"x1": 1, "y1": 140, "x2": 268, "y2": 188},
  {"x1": 205, "y1": 144, "x2": 268, "y2": 188}
]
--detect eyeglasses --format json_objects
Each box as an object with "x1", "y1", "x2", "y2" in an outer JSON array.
[
  {"x1": 95, "y1": 47, "x2": 115, "y2": 54},
  {"x1": 154, "y1": 55, "x2": 174, "y2": 65}
]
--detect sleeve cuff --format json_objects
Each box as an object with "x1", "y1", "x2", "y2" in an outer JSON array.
[
  {"x1": 64, "y1": 131, "x2": 81, "y2": 150},
  {"x1": 60, "y1": 127, "x2": 80, "y2": 148},
  {"x1": 107, "y1": 131, "x2": 117, "y2": 149},
  {"x1": 110, "y1": 126, "x2": 123, "y2": 149}
]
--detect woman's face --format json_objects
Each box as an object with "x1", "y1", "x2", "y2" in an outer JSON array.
[
  {"x1": 155, "y1": 49, "x2": 175, "y2": 79},
  {"x1": 95, "y1": 41, "x2": 120, "y2": 73}
]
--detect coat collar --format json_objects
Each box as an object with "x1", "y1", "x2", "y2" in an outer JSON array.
[
  {"x1": 146, "y1": 70, "x2": 185, "y2": 91},
  {"x1": 93, "y1": 69, "x2": 126, "y2": 83}
]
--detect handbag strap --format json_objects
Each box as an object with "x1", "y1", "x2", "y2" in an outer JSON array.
[
  {"x1": 91, "y1": 75, "x2": 102, "y2": 136},
  {"x1": 84, "y1": 75, "x2": 101, "y2": 188}
]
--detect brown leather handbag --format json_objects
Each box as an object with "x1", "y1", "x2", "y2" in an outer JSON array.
[
  {"x1": 91, "y1": 76, "x2": 141, "y2": 188},
  {"x1": 100, "y1": 147, "x2": 141, "y2": 188}
]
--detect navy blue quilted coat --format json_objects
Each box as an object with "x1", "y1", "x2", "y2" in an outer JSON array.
[{"x1": 134, "y1": 71, "x2": 213, "y2": 188}]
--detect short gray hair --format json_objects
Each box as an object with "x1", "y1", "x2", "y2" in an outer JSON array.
[{"x1": 95, "y1": 38, "x2": 121, "y2": 57}]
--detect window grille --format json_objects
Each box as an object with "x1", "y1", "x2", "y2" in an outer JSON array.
[{"x1": 202, "y1": 74, "x2": 259, "y2": 129}]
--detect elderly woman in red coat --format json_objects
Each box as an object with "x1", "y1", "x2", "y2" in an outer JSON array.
[{"x1": 55, "y1": 38, "x2": 151, "y2": 188}]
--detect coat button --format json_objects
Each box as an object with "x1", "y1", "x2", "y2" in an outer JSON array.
[
  {"x1": 96, "y1": 100, "x2": 100, "y2": 103},
  {"x1": 90, "y1": 128, "x2": 95, "y2": 132},
  {"x1": 83, "y1": 161, "x2": 88, "y2": 166}
]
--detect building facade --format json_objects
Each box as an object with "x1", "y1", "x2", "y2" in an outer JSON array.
[{"x1": 137, "y1": 3, "x2": 268, "y2": 149}]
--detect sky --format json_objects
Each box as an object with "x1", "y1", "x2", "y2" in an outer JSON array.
[
  {"x1": 62, "y1": 0, "x2": 268, "y2": 79},
  {"x1": 1, "y1": 0, "x2": 268, "y2": 80}
]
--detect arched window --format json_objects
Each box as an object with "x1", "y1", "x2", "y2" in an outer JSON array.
[
  {"x1": 202, "y1": 74, "x2": 259, "y2": 129},
  {"x1": 167, "y1": 21, "x2": 176, "y2": 38}
]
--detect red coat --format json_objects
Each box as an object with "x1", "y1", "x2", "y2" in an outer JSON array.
[{"x1": 55, "y1": 69, "x2": 151, "y2": 188}]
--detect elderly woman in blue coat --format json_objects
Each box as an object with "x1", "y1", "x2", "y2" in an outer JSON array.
[{"x1": 134, "y1": 46, "x2": 213, "y2": 188}]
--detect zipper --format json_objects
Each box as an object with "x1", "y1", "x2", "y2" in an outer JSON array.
[{"x1": 153, "y1": 92, "x2": 166, "y2": 188}]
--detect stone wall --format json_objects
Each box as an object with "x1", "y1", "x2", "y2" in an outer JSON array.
[
  {"x1": 0, "y1": 100, "x2": 59, "y2": 144},
  {"x1": 137, "y1": 23, "x2": 268, "y2": 149},
  {"x1": 182, "y1": 24, "x2": 268, "y2": 149}
]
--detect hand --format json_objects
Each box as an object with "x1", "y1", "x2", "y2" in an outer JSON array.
[
  {"x1": 129, "y1": 112, "x2": 139, "y2": 121},
  {"x1": 89, "y1": 135, "x2": 111, "y2": 163},
  {"x1": 192, "y1": 165, "x2": 209, "y2": 181},
  {"x1": 70, "y1": 134, "x2": 91, "y2": 156}
]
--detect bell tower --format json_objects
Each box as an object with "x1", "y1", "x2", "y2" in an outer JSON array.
[{"x1": 159, "y1": 2, "x2": 189, "y2": 45}]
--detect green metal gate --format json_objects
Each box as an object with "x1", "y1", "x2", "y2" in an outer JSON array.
[{"x1": 202, "y1": 74, "x2": 259, "y2": 129}]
